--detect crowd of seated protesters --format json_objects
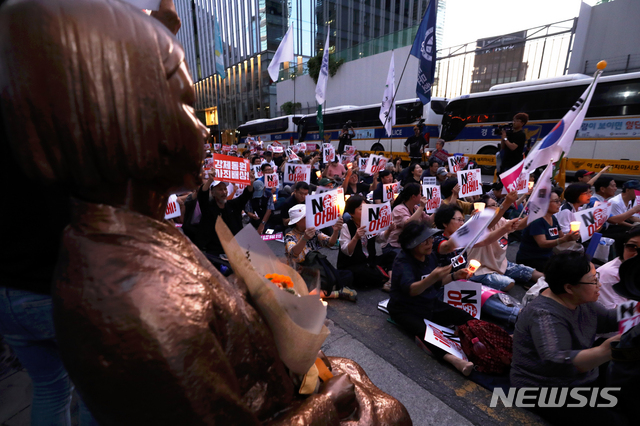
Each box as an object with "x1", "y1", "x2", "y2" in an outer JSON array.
[
  {"x1": 516, "y1": 187, "x2": 580, "y2": 272},
  {"x1": 343, "y1": 166, "x2": 375, "y2": 197},
  {"x1": 401, "y1": 162, "x2": 423, "y2": 187},
  {"x1": 372, "y1": 170, "x2": 396, "y2": 204},
  {"x1": 338, "y1": 196, "x2": 396, "y2": 289},
  {"x1": 440, "y1": 178, "x2": 474, "y2": 215},
  {"x1": 386, "y1": 183, "x2": 433, "y2": 256},
  {"x1": 420, "y1": 158, "x2": 442, "y2": 182},
  {"x1": 555, "y1": 183, "x2": 592, "y2": 234}
]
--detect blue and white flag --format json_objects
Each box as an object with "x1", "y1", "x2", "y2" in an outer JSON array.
[
  {"x1": 523, "y1": 69, "x2": 604, "y2": 173},
  {"x1": 213, "y1": 7, "x2": 226, "y2": 79},
  {"x1": 315, "y1": 27, "x2": 331, "y2": 105},
  {"x1": 410, "y1": 0, "x2": 437, "y2": 105}
]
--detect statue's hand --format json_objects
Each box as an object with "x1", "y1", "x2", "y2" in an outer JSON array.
[
  {"x1": 150, "y1": 0, "x2": 181, "y2": 35},
  {"x1": 320, "y1": 374, "x2": 356, "y2": 419}
]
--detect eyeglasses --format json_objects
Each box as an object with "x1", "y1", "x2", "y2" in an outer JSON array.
[
  {"x1": 624, "y1": 243, "x2": 638, "y2": 252},
  {"x1": 578, "y1": 272, "x2": 600, "y2": 285},
  {"x1": 550, "y1": 199, "x2": 562, "y2": 204}
]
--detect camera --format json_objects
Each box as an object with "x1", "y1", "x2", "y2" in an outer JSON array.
[
  {"x1": 346, "y1": 120, "x2": 352, "y2": 126},
  {"x1": 492, "y1": 123, "x2": 513, "y2": 136}
]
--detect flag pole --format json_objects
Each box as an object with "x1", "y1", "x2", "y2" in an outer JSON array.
[{"x1": 517, "y1": 158, "x2": 554, "y2": 219}]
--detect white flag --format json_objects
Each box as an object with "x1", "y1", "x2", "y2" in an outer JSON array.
[
  {"x1": 526, "y1": 161, "x2": 554, "y2": 224},
  {"x1": 267, "y1": 26, "x2": 295, "y2": 82},
  {"x1": 379, "y1": 51, "x2": 396, "y2": 136},
  {"x1": 523, "y1": 70, "x2": 604, "y2": 173},
  {"x1": 315, "y1": 28, "x2": 330, "y2": 105},
  {"x1": 449, "y1": 208, "x2": 496, "y2": 250}
]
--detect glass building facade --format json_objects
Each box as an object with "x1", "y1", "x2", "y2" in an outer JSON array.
[{"x1": 174, "y1": 0, "x2": 441, "y2": 132}]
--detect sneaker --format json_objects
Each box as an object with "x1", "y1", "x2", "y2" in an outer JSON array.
[
  {"x1": 338, "y1": 287, "x2": 358, "y2": 302},
  {"x1": 329, "y1": 241, "x2": 339, "y2": 250},
  {"x1": 382, "y1": 281, "x2": 392, "y2": 293}
]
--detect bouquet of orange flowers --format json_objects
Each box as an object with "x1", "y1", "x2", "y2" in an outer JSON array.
[{"x1": 265, "y1": 273, "x2": 296, "y2": 295}]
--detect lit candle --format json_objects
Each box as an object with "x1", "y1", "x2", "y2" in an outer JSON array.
[
  {"x1": 315, "y1": 170, "x2": 321, "y2": 178},
  {"x1": 468, "y1": 259, "x2": 481, "y2": 274},
  {"x1": 528, "y1": 181, "x2": 534, "y2": 190},
  {"x1": 273, "y1": 194, "x2": 277, "y2": 203},
  {"x1": 474, "y1": 202, "x2": 485, "y2": 212},
  {"x1": 393, "y1": 193, "x2": 399, "y2": 200},
  {"x1": 570, "y1": 221, "x2": 580, "y2": 233},
  {"x1": 344, "y1": 194, "x2": 351, "y2": 201}
]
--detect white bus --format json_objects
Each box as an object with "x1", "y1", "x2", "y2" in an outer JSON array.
[
  {"x1": 237, "y1": 115, "x2": 298, "y2": 146},
  {"x1": 440, "y1": 72, "x2": 640, "y2": 172},
  {"x1": 297, "y1": 98, "x2": 448, "y2": 154}
]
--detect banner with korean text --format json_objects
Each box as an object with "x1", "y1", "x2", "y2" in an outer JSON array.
[
  {"x1": 305, "y1": 187, "x2": 344, "y2": 229},
  {"x1": 444, "y1": 280, "x2": 482, "y2": 319},
  {"x1": 456, "y1": 168, "x2": 482, "y2": 198},
  {"x1": 364, "y1": 154, "x2": 388, "y2": 175},
  {"x1": 213, "y1": 154, "x2": 251, "y2": 185},
  {"x1": 361, "y1": 202, "x2": 392, "y2": 237},
  {"x1": 284, "y1": 163, "x2": 311, "y2": 184}
]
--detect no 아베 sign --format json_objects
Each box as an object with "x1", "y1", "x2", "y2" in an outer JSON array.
[
  {"x1": 284, "y1": 163, "x2": 311, "y2": 184},
  {"x1": 305, "y1": 187, "x2": 344, "y2": 229},
  {"x1": 164, "y1": 194, "x2": 181, "y2": 220},
  {"x1": 213, "y1": 154, "x2": 251, "y2": 185},
  {"x1": 422, "y1": 185, "x2": 441, "y2": 213},
  {"x1": 575, "y1": 202, "x2": 610, "y2": 241},
  {"x1": 264, "y1": 173, "x2": 279, "y2": 189},
  {"x1": 361, "y1": 202, "x2": 392, "y2": 237},
  {"x1": 365, "y1": 154, "x2": 388, "y2": 175},
  {"x1": 382, "y1": 182, "x2": 399, "y2": 203},
  {"x1": 457, "y1": 168, "x2": 482, "y2": 198},
  {"x1": 448, "y1": 156, "x2": 468, "y2": 173},
  {"x1": 444, "y1": 280, "x2": 482, "y2": 319}
]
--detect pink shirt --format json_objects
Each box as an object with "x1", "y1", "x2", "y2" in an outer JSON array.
[
  {"x1": 388, "y1": 203, "x2": 430, "y2": 248},
  {"x1": 325, "y1": 163, "x2": 346, "y2": 178}
]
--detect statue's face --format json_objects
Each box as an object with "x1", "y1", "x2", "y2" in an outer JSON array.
[{"x1": 167, "y1": 61, "x2": 210, "y2": 187}]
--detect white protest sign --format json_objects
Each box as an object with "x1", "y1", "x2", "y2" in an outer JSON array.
[
  {"x1": 382, "y1": 182, "x2": 399, "y2": 203},
  {"x1": 361, "y1": 202, "x2": 392, "y2": 237},
  {"x1": 422, "y1": 176, "x2": 437, "y2": 185},
  {"x1": 358, "y1": 157, "x2": 368, "y2": 172},
  {"x1": 422, "y1": 185, "x2": 441, "y2": 213},
  {"x1": 448, "y1": 156, "x2": 469, "y2": 173},
  {"x1": 575, "y1": 202, "x2": 611, "y2": 241},
  {"x1": 364, "y1": 154, "x2": 388, "y2": 175},
  {"x1": 423, "y1": 319, "x2": 467, "y2": 361},
  {"x1": 203, "y1": 143, "x2": 211, "y2": 150},
  {"x1": 251, "y1": 165, "x2": 263, "y2": 179},
  {"x1": 203, "y1": 157, "x2": 214, "y2": 171},
  {"x1": 271, "y1": 144, "x2": 284, "y2": 153},
  {"x1": 323, "y1": 144, "x2": 336, "y2": 163},
  {"x1": 283, "y1": 163, "x2": 311, "y2": 184},
  {"x1": 344, "y1": 145, "x2": 356, "y2": 156},
  {"x1": 456, "y1": 168, "x2": 482, "y2": 198},
  {"x1": 264, "y1": 173, "x2": 279, "y2": 190},
  {"x1": 230, "y1": 144, "x2": 238, "y2": 151},
  {"x1": 305, "y1": 187, "x2": 344, "y2": 229},
  {"x1": 617, "y1": 301, "x2": 640, "y2": 334},
  {"x1": 444, "y1": 280, "x2": 482, "y2": 319},
  {"x1": 285, "y1": 148, "x2": 300, "y2": 162},
  {"x1": 340, "y1": 154, "x2": 354, "y2": 166},
  {"x1": 164, "y1": 194, "x2": 181, "y2": 220},
  {"x1": 213, "y1": 143, "x2": 221, "y2": 151},
  {"x1": 290, "y1": 145, "x2": 300, "y2": 154}
]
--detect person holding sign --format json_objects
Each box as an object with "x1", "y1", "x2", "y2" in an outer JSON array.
[
  {"x1": 516, "y1": 188, "x2": 580, "y2": 272},
  {"x1": 385, "y1": 183, "x2": 434, "y2": 255},
  {"x1": 440, "y1": 179, "x2": 474, "y2": 215},
  {"x1": 343, "y1": 166, "x2": 374, "y2": 197},
  {"x1": 555, "y1": 183, "x2": 592, "y2": 234},
  {"x1": 244, "y1": 180, "x2": 274, "y2": 234},
  {"x1": 512, "y1": 252, "x2": 623, "y2": 425},
  {"x1": 372, "y1": 170, "x2": 395, "y2": 204},
  {"x1": 338, "y1": 196, "x2": 396, "y2": 289},
  {"x1": 284, "y1": 205, "x2": 356, "y2": 301},
  {"x1": 388, "y1": 222, "x2": 475, "y2": 376}
]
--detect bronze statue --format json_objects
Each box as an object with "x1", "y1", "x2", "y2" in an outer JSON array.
[{"x1": 0, "y1": 0, "x2": 411, "y2": 424}]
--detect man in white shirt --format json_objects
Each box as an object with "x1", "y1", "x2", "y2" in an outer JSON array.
[
  {"x1": 597, "y1": 227, "x2": 640, "y2": 309},
  {"x1": 609, "y1": 180, "x2": 640, "y2": 227}
]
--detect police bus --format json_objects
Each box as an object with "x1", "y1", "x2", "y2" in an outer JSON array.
[
  {"x1": 237, "y1": 115, "x2": 298, "y2": 146},
  {"x1": 297, "y1": 97, "x2": 448, "y2": 154},
  {"x1": 440, "y1": 72, "x2": 640, "y2": 173}
]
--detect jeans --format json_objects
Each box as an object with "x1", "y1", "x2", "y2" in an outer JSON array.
[
  {"x1": 0, "y1": 287, "x2": 98, "y2": 426},
  {"x1": 482, "y1": 296, "x2": 519, "y2": 326}
]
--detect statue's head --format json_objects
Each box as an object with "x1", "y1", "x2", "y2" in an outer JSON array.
[{"x1": 0, "y1": 0, "x2": 208, "y2": 195}]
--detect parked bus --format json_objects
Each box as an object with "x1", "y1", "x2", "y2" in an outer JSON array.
[
  {"x1": 297, "y1": 98, "x2": 448, "y2": 153},
  {"x1": 237, "y1": 115, "x2": 298, "y2": 146},
  {"x1": 440, "y1": 72, "x2": 640, "y2": 172}
]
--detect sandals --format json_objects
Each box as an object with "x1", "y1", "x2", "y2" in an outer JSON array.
[{"x1": 323, "y1": 287, "x2": 358, "y2": 302}]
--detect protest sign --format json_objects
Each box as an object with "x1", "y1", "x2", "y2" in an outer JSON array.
[
  {"x1": 213, "y1": 143, "x2": 221, "y2": 151},
  {"x1": 364, "y1": 154, "x2": 388, "y2": 175},
  {"x1": 344, "y1": 145, "x2": 356, "y2": 156},
  {"x1": 164, "y1": 194, "x2": 181, "y2": 220},
  {"x1": 433, "y1": 149, "x2": 451, "y2": 164},
  {"x1": 261, "y1": 232, "x2": 284, "y2": 241},
  {"x1": 448, "y1": 156, "x2": 469, "y2": 173},
  {"x1": 323, "y1": 144, "x2": 336, "y2": 163},
  {"x1": 423, "y1": 319, "x2": 467, "y2": 361},
  {"x1": 285, "y1": 148, "x2": 300, "y2": 162},
  {"x1": 450, "y1": 208, "x2": 495, "y2": 249},
  {"x1": 340, "y1": 154, "x2": 354, "y2": 166},
  {"x1": 305, "y1": 187, "x2": 344, "y2": 229},
  {"x1": 290, "y1": 145, "x2": 300, "y2": 154},
  {"x1": 222, "y1": 145, "x2": 231, "y2": 153},
  {"x1": 358, "y1": 157, "x2": 368, "y2": 172},
  {"x1": 422, "y1": 176, "x2": 436, "y2": 185},
  {"x1": 456, "y1": 168, "x2": 482, "y2": 198},
  {"x1": 422, "y1": 185, "x2": 441, "y2": 213},
  {"x1": 575, "y1": 202, "x2": 611, "y2": 241},
  {"x1": 213, "y1": 154, "x2": 250, "y2": 185},
  {"x1": 264, "y1": 173, "x2": 279, "y2": 190},
  {"x1": 382, "y1": 182, "x2": 399, "y2": 203},
  {"x1": 283, "y1": 163, "x2": 311, "y2": 184},
  {"x1": 444, "y1": 280, "x2": 482, "y2": 319},
  {"x1": 618, "y1": 301, "x2": 640, "y2": 334},
  {"x1": 203, "y1": 143, "x2": 211, "y2": 150},
  {"x1": 271, "y1": 144, "x2": 284, "y2": 153},
  {"x1": 251, "y1": 165, "x2": 263, "y2": 179},
  {"x1": 203, "y1": 157, "x2": 214, "y2": 171},
  {"x1": 361, "y1": 202, "x2": 392, "y2": 237},
  {"x1": 230, "y1": 144, "x2": 238, "y2": 151}
]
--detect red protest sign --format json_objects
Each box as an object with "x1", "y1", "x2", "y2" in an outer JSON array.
[
  {"x1": 456, "y1": 168, "x2": 482, "y2": 198},
  {"x1": 213, "y1": 154, "x2": 251, "y2": 185},
  {"x1": 305, "y1": 187, "x2": 344, "y2": 229},
  {"x1": 222, "y1": 145, "x2": 231, "y2": 153},
  {"x1": 264, "y1": 173, "x2": 279, "y2": 189}
]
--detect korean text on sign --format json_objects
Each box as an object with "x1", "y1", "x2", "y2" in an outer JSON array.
[
  {"x1": 360, "y1": 202, "x2": 392, "y2": 237},
  {"x1": 448, "y1": 156, "x2": 468, "y2": 173},
  {"x1": 284, "y1": 163, "x2": 311, "y2": 184},
  {"x1": 422, "y1": 185, "x2": 441, "y2": 213},
  {"x1": 305, "y1": 187, "x2": 344, "y2": 229},
  {"x1": 444, "y1": 280, "x2": 482, "y2": 319},
  {"x1": 364, "y1": 154, "x2": 388, "y2": 175},
  {"x1": 213, "y1": 154, "x2": 251, "y2": 185},
  {"x1": 456, "y1": 168, "x2": 482, "y2": 198},
  {"x1": 382, "y1": 182, "x2": 399, "y2": 203}
]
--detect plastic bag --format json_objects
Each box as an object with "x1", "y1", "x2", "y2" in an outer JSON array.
[{"x1": 594, "y1": 237, "x2": 615, "y2": 263}]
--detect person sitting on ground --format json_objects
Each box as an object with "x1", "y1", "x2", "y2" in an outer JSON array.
[
  {"x1": 401, "y1": 162, "x2": 423, "y2": 187},
  {"x1": 576, "y1": 165, "x2": 609, "y2": 186},
  {"x1": 338, "y1": 196, "x2": 396, "y2": 290},
  {"x1": 393, "y1": 157, "x2": 403, "y2": 181},
  {"x1": 555, "y1": 183, "x2": 592, "y2": 234},
  {"x1": 587, "y1": 176, "x2": 618, "y2": 208},
  {"x1": 511, "y1": 252, "x2": 624, "y2": 425},
  {"x1": 606, "y1": 180, "x2": 640, "y2": 237},
  {"x1": 388, "y1": 222, "x2": 475, "y2": 376},
  {"x1": 342, "y1": 166, "x2": 373, "y2": 197},
  {"x1": 440, "y1": 178, "x2": 474, "y2": 215},
  {"x1": 468, "y1": 194, "x2": 544, "y2": 289},
  {"x1": 516, "y1": 187, "x2": 580, "y2": 272},
  {"x1": 245, "y1": 180, "x2": 274, "y2": 234},
  {"x1": 385, "y1": 183, "x2": 433, "y2": 256},
  {"x1": 323, "y1": 157, "x2": 346, "y2": 179},
  {"x1": 487, "y1": 182, "x2": 507, "y2": 206},
  {"x1": 421, "y1": 158, "x2": 442, "y2": 182},
  {"x1": 596, "y1": 227, "x2": 640, "y2": 309},
  {"x1": 372, "y1": 170, "x2": 395, "y2": 204},
  {"x1": 434, "y1": 167, "x2": 448, "y2": 185},
  {"x1": 281, "y1": 182, "x2": 309, "y2": 227},
  {"x1": 284, "y1": 205, "x2": 356, "y2": 301}
]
